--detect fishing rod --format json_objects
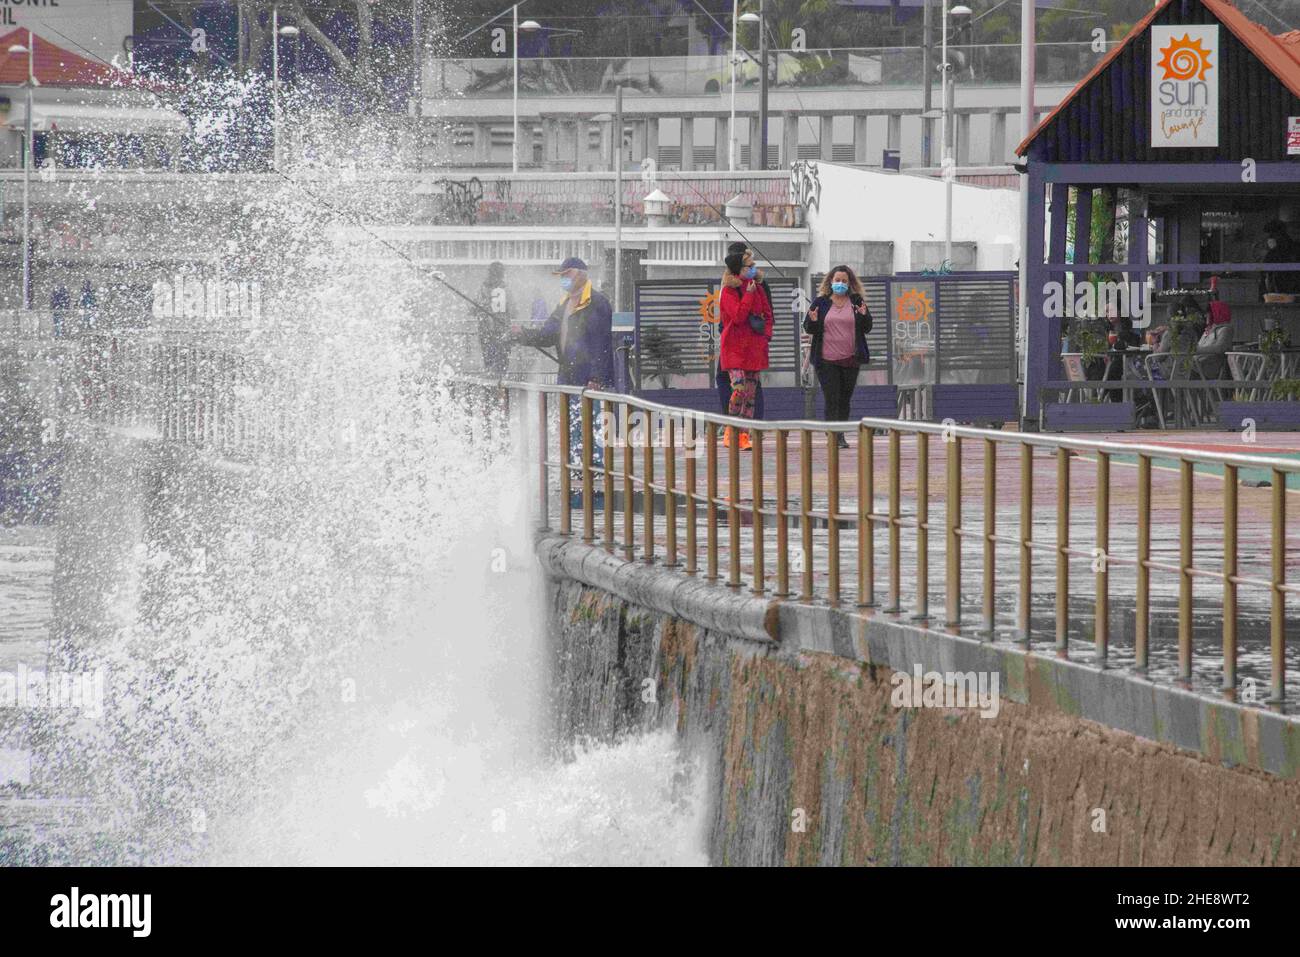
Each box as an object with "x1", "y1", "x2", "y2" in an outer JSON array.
[
  {"x1": 270, "y1": 168, "x2": 561, "y2": 362},
  {"x1": 651, "y1": 167, "x2": 803, "y2": 289}
]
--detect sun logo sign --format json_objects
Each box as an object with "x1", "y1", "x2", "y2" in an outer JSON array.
[
  {"x1": 1151, "y1": 25, "x2": 1219, "y2": 148},
  {"x1": 892, "y1": 286, "x2": 935, "y2": 361},
  {"x1": 894, "y1": 287, "x2": 934, "y2": 323},
  {"x1": 698, "y1": 289, "x2": 721, "y2": 362},
  {"x1": 1157, "y1": 33, "x2": 1213, "y2": 82}
]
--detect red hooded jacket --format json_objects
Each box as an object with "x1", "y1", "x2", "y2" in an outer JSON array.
[{"x1": 719, "y1": 279, "x2": 774, "y2": 373}]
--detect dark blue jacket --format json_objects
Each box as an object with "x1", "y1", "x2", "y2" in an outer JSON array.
[
  {"x1": 517, "y1": 281, "x2": 615, "y2": 387},
  {"x1": 803, "y1": 294, "x2": 872, "y2": 367}
]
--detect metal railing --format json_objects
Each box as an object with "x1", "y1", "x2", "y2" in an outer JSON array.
[
  {"x1": 427, "y1": 41, "x2": 1116, "y2": 98},
  {"x1": 475, "y1": 378, "x2": 1297, "y2": 711}
]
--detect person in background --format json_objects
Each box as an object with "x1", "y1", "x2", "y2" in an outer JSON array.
[
  {"x1": 79, "y1": 280, "x2": 98, "y2": 333},
  {"x1": 50, "y1": 283, "x2": 69, "y2": 339},
  {"x1": 719, "y1": 251, "x2": 772, "y2": 450},
  {"x1": 512, "y1": 257, "x2": 613, "y2": 503},
  {"x1": 1197, "y1": 278, "x2": 1233, "y2": 386},
  {"x1": 715, "y1": 242, "x2": 768, "y2": 419},
  {"x1": 477, "y1": 260, "x2": 512, "y2": 378},
  {"x1": 804, "y1": 265, "x2": 872, "y2": 447},
  {"x1": 1262, "y1": 220, "x2": 1300, "y2": 295},
  {"x1": 1099, "y1": 308, "x2": 1142, "y2": 402}
]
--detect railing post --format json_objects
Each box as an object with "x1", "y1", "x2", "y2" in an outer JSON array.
[
  {"x1": 643, "y1": 411, "x2": 655, "y2": 563},
  {"x1": 858, "y1": 422, "x2": 875, "y2": 608},
  {"x1": 728, "y1": 422, "x2": 741, "y2": 588},
  {"x1": 559, "y1": 394, "x2": 572, "y2": 537},
  {"x1": 982, "y1": 438, "x2": 995, "y2": 635},
  {"x1": 685, "y1": 415, "x2": 698, "y2": 575},
  {"x1": 800, "y1": 428, "x2": 814, "y2": 601},
  {"x1": 706, "y1": 421, "x2": 719, "y2": 580},
  {"x1": 1223, "y1": 463, "x2": 1237, "y2": 700},
  {"x1": 887, "y1": 427, "x2": 902, "y2": 614},
  {"x1": 537, "y1": 390, "x2": 549, "y2": 531},
  {"x1": 623, "y1": 403, "x2": 635, "y2": 562},
  {"x1": 1271, "y1": 468, "x2": 1287, "y2": 710},
  {"x1": 1095, "y1": 450, "x2": 1109, "y2": 666},
  {"x1": 945, "y1": 434, "x2": 962, "y2": 628},
  {"x1": 827, "y1": 431, "x2": 840, "y2": 607},
  {"x1": 1136, "y1": 453, "x2": 1151, "y2": 673},
  {"x1": 603, "y1": 398, "x2": 615, "y2": 552},
  {"x1": 914, "y1": 431, "x2": 929, "y2": 621},
  {"x1": 1178, "y1": 458, "x2": 1193, "y2": 686},
  {"x1": 664, "y1": 415, "x2": 678, "y2": 567},
  {"x1": 776, "y1": 430, "x2": 790, "y2": 597},
  {"x1": 581, "y1": 394, "x2": 595, "y2": 544},
  {"x1": 1055, "y1": 446, "x2": 1069, "y2": 657},
  {"x1": 1018, "y1": 443, "x2": 1032, "y2": 644},
  {"x1": 752, "y1": 428, "x2": 765, "y2": 595}
]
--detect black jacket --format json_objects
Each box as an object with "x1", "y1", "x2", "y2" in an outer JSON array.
[{"x1": 804, "y1": 294, "x2": 872, "y2": 367}]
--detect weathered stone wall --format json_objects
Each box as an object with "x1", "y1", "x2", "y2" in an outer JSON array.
[{"x1": 543, "y1": 551, "x2": 1300, "y2": 867}]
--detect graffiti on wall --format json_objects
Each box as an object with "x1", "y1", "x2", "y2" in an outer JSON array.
[{"x1": 789, "y1": 161, "x2": 821, "y2": 214}]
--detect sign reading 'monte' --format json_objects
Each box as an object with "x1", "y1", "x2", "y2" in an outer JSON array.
[{"x1": 1150, "y1": 25, "x2": 1219, "y2": 148}]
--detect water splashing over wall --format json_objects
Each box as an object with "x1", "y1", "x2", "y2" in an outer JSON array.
[{"x1": 10, "y1": 75, "x2": 706, "y2": 866}]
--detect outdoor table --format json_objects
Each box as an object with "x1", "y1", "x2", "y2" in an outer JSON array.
[{"x1": 1101, "y1": 347, "x2": 1151, "y2": 404}]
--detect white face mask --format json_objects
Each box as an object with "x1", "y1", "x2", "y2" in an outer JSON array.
[{"x1": 1268, "y1": 238, "x2": 1279, "y2": 250}]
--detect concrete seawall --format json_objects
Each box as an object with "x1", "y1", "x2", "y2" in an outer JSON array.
[{"x1": 538, "y1": 536, "x2": 1300, "y2": 866}]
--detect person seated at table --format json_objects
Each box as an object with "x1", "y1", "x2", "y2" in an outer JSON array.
[
  {"x1": 1100, "y1": 310, "x2": 1142, "y2": 402},
  {"x1": 1159, "y1": 294, "x2": 1205, "y2": 353},
  {"x1": 1197, "y1": 284, "x2": 1234, "y2": 390}
]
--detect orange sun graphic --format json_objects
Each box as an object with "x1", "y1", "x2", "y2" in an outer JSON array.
[
  {"x1": 1157, "y1": 33, "x2": 1213, "y2": 82},
  {"x1": 699, "y1": 290, "x2": 720, "y2": 323},
  {"x1": 894, "y1": 287, "x2": 934, "y2": 322}
]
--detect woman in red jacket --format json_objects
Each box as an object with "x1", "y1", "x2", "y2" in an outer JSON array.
[{"x1": 719, "y1": 251, "x2": 773, "y2": 450}]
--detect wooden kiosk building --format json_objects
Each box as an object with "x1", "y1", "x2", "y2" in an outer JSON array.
[{"x1": 1019, "y1": 0, "x2": 1300, "y2": 430}]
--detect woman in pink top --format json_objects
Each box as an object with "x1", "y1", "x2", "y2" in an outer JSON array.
[{"x1": 804, "y1": 265, "x2": 872, "y2": 448}]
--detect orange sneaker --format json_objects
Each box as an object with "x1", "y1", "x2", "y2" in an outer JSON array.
[
  {"x1": 738, "y1": 430, "x2": 753, "y2": 452},
  {"x1": 722, "y1": 426, "x2": 734, "y2": 448}
]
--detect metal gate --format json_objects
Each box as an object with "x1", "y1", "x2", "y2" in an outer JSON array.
[
  {"x1": 863, "y1": 271, "x2": 1019, "y2": 423},
  {"x1": 631, "y1": 272, "x2": 1019, "y2": 424},
  {"x1": 632, "y1": 277, "x2": 807, "y2": 418}
]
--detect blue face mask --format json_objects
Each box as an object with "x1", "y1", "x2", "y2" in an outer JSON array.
[
  {"x1": 559, "y1": 275, "x2": 574, "y2": 292},
  {"x1": 831, "y1": 281, "x2": 849, "y2": 295},
  {"x1": 741, "y1": 266, "x2": 757, "y2": 280}
]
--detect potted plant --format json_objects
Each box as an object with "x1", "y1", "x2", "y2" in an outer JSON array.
[
  {"x1": 1044, "y1": 317, "x2": 1136, "y2": 430},
  {"x1": 637, "y1": 326, "x2": 684, "y2": 389},
  {"x1": 1259, "y1": 328, "x2": 1291, "y2": 359},
  {"x1": 1219, "y1": 372, "x2": 1300, "y2": 431}
]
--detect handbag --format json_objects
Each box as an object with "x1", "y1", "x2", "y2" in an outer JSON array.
[{"x1": 748, "y1": 313, "x2": 766, "y2": 335}]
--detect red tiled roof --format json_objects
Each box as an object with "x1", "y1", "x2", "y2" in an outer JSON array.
[
  {"x1": 1016, "y1": 0, "x2": 1300, "y2": 156},
  {"x1": 0, "y1": 28, "x2": 130, "y2": 88}
]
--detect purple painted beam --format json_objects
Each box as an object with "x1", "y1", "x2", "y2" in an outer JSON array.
[{"x1": 1038, "y1": 162, "x2": 1300, "y2": 184}]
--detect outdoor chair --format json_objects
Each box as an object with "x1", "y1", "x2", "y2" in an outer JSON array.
[
  {"x1": 1226, "y1": 352, "x2": 1267, "y2": 401},
  {"x1": 1061, "y1": 353, "x2": 1102, "y2": 403},
  {"x1": 1144, "y1": 353, "x2": 1211, "y2": 428}
]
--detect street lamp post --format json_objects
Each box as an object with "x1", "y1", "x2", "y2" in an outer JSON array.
[
  {"x1": 729, "y1": 0, "x2": 739, "y2": 171},
  {"x1": 739, "y1": 10, "x2": 762, "y2": 170},
  {"x1": 271, "y1": 12, "x2": 299, "y2": 169},
  {"x1": 758, "y1": 0, "x2": 768, "y2": 169},
  {"x1": 9, "y1": 34, "x2": 34, "y2": 311},
  {"x1": 513, "y1": 11, "x2": 541, "y2": 173},
  {"x1": 942, "y1": 4, "x2": 972, "y2": 265},
  {"x1": 922, "y1": 0, "x2": 933, "y2": 168}
]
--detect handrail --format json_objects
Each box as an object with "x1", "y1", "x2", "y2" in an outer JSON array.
[{"x1": 467, "y1": 376, "x2": 1295, "y2": 713}]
